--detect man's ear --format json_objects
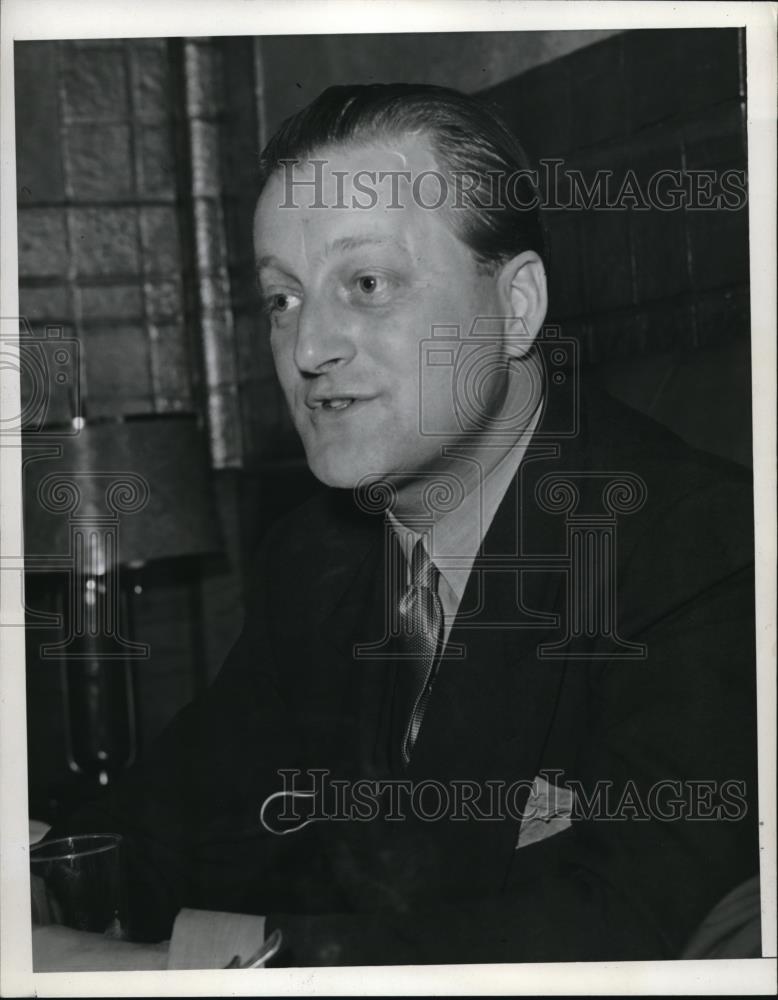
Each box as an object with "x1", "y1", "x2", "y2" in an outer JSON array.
[{"x1": 497, "y1": 250, "x2": 548, "y2": 359}]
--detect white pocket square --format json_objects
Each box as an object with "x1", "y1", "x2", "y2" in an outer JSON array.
[{"x1": 516, "y1": 775, "x2": 574, "y2": 849}]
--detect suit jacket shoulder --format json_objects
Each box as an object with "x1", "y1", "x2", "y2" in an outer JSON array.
[{"x1": 578, "y1": 385, "x2": 754, "y2": 623}]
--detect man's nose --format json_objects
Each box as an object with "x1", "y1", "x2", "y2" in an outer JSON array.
[{"x1": 293, "y1": 300, "x2": 356, "y2": 375}]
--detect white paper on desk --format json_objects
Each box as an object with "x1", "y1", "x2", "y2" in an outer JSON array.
[{"x1": 166, "y1": 907, "x2": 266, "y2": 970}]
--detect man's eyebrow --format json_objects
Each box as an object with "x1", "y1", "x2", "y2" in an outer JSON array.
[
  {"x1": 325, "y1": 235, "x2": 410, "y2": 257},
  {"x1": 255, "y1": 236, "x2": 409, "y2": 282},
  {"x1": 255, "y1": 256, "x2": 298, "y2": 285},
  {"x1": 256, "y1": 255, "x2": 289, "y2": 273}
]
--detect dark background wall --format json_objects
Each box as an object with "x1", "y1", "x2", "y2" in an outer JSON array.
[
  {"x1": 254, "y1": 30, "x2": 620, "y2": 138},
  {"x1": 485, "y1": 29, "x2": 751, "y2": 470},
  {"x1": 16, "y1": 29, "x2": 750, "y2": 820},
  {"x1": 485, "y1": 29, "x2": 749, "y2": 358}
]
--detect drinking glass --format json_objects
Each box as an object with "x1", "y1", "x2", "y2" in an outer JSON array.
[{"x1": 30, "y1": 833, "x2": 127, "y2": 939}]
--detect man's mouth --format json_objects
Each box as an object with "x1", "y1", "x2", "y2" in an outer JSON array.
[
  {"x1": 307, "y1": 393, "x2": 375, "y2": 415},
  {"x1": 321, "y1": 397, "x2": 356, "y2": 411}
]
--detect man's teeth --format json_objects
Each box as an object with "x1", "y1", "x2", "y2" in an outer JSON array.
[{"x1": 323, "y1": 398, "x2": 355, "y2": 410}]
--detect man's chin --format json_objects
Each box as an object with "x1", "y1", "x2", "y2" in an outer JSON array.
[
  {"x1": 305, "y1": 450, "x2": 374, "y2": 491},
  {"x1": 304, "y1": 445, "x2": 408, "y2": 501}
]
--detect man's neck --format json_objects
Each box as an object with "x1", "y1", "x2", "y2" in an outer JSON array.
[{"x1": 391, "y1": 370, "x2": 544, "y2": 525}]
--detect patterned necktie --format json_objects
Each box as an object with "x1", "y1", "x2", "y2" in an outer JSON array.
[{"x1": 395, "y1": 537, "x2": 444, "y2": 766}]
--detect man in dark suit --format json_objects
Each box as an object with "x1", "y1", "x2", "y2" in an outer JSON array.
[{"x1": 51, "y1": 84, "x2": 759, "y2": 966}]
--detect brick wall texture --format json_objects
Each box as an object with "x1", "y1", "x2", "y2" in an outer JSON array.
[{"x1": 16, "y1": 39, "x2": 193, "y2": 420}]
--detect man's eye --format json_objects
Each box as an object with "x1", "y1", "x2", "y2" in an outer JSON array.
[
  {"x1": 263, "y1": 292, "x2": 300, "y2": 316},
  {"x1": 353, "y1": 274, "x2": 394, "y2": 300}
]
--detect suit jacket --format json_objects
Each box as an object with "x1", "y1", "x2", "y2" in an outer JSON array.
[{"x1": 56, "y1": 380, "x2": 759, "y2": 965}]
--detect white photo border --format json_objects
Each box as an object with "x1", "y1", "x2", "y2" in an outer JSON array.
[{"x1": 1, "y1": 1, "x2": 775, "y2": 996}]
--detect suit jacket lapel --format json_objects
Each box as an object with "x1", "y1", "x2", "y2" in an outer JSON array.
[
  {"x1": 405, "y1": 462, "x2": 566, "y2": 784},
  {"x1": 317, "y1": 512, "x2": 402, "y2": 778},
  {"x1": 392, "y1": 388, "x2": 589, "y2": 890},
  {"x1": 407, "y1": 378, "x2": 588, "y2": 784}
]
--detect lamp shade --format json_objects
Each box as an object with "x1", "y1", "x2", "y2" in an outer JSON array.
[{"x1": 23, "y1": 415, "x2": 223, "y2": 572}]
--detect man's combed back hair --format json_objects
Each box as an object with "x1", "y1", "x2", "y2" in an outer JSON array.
[{"x1": 258, "y1": 83, "x2": 547, "y2": 272}]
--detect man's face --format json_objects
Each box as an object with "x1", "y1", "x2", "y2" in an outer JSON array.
[{"x1": 253, "y1": 136, "x2": 508, "y2": 490}]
